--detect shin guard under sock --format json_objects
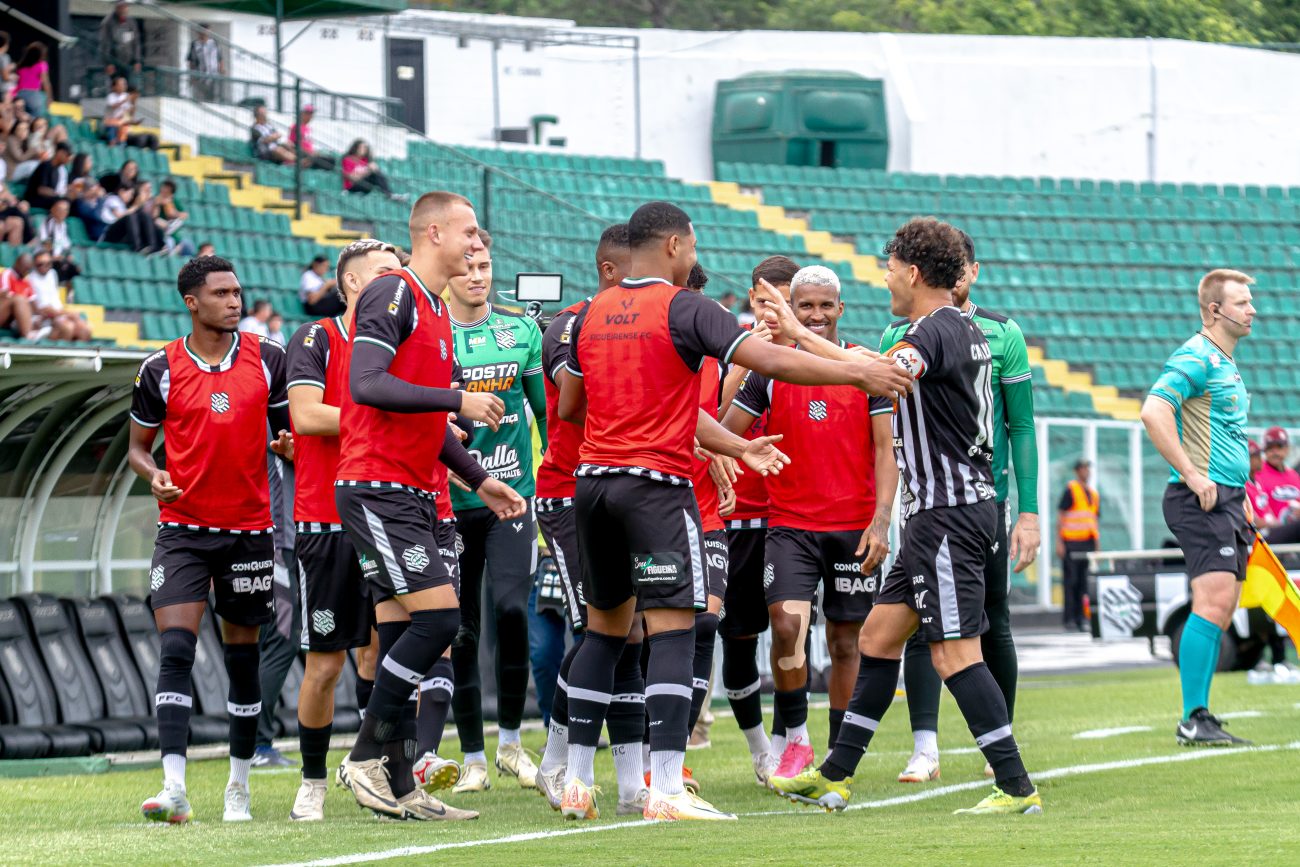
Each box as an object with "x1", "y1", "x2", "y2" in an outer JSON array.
[
  {"x1": 688, "y1": 613, "x2": 719, "y2": 731},
  {"x1": 417, "y1": 656, "x2": 454, "y2": 755},
  {"x1": 945, "y1": 661, "x2": 1032, "y2": 796},
  {"x1": 223, "y1": 642, "x2": 262, "y2": 762},
  {"x1": 821, "y1": 655, "x2": 900, "y2": 781}
]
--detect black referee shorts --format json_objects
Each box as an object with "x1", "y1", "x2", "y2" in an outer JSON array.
[
  {"x1": 336, "y1": 484, "x2": 454, "y2": 600},
  {"x1": 575, "y1": 474, "x2": 707, "y2": 613},
  {"x1": 1163, "y1": 483, "x2": 1251, "y2": 581},
  {"x1": 875, "y1": 500, "x2": 997, "y2": 642}
]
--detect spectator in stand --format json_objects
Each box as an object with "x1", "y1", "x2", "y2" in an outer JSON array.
[
  {"x1": 341, "y1": 139, "x2": 392, "y2": 196},
  {"x1": 186, "y1": 26, "x2": 224, "y2": 103},
  {"x1": 298, "y1": 254, "x2": 342, "y2": 316},
  {"x1": 103, "y1": 76, "x2": 134, "y2": 146},
  {"x1": 0, "y1": 33, "x2": 15, "y2": 95},
  {"x1": 24, "y1": 141, "x2": 71, "y2": 210},
  {"x1": 74, "y1": 177, "x2": 108, "y2": 241},
  {"x1": 28, "y1": 251, "x2": 91, "y2": 341},
  {"x1": 1257, "y1": 427, "x2": 1300, "y2": 529},
  {"x1": 250, "y1": 104, "x2": 295, "y2": 165},
  {"x1": 117, "y1": 158, "x2": 140, "y2": 193},
  {"x1": 1246, "y1": 440, "x2": 1278, "y2": 529},
  {"x1": 288, "y1": 105, "x2": 335, "y2": 170},
  {"x1": 266, "y1": 311, "x2": 287, "y2": 345},
  {"x1": 102, "y1": 177, "x2": 163, "y2": 253},
  {"x1": 0, "y1": 253, "x2": 38, "y2": 339},
  {"x1": 1057, "y1": 458, "x2": 1100, "y2": 632},
  {"x1": 238, "y1": 298, "x2": 272, "y2": 336},
  {"x1": 99, "y1": 1, "x2": 142, "y2": 86},
  {"x1": 29, "y1": 117, "x2": 67, "y2": 152},
  {"x1": 197, "y1": 240, "x2": 215, "y2": 257},
  {"x1": 14, "y1": 43, "x2": 52, "y2": 119},
  {"x1": 149, "y1": 178, "x2": 194, "y2": 256},
  {"x1": 0, "y1": 183, "x2": 32, "y2": 246},
  {"x1": 36, "y1": 199, "x2": 81, "y2": 285},
  {"x1": 4, "y1": 119, "x2": 45, "y2": 182},
  {"x1": 121, "y1": 86, "x2": 158, "y2": 150}
]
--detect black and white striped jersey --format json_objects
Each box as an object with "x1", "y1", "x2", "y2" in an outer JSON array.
[{"x1": 882, "y1": 305, "x2": 996, "y2": 519}]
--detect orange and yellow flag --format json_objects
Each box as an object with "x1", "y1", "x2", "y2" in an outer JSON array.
[{"x1": 1239, "y1": 531, "x2": 1300, "y2": 645}]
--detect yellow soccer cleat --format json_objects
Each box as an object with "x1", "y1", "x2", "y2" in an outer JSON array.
[
  {"x1": 642, "y1": 788, "x2": 736, "y2": 821},
  {"x1": 954, "y1": 786, "x2": 1043, "y2": 815},
  {"x1": 768, "y1": 767, "x2": 853, "y2": 812}
]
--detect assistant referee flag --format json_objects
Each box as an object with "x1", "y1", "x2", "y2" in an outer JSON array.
[{"x1": 1239, "y1": 531, "x2": 1300, "y2": 645}]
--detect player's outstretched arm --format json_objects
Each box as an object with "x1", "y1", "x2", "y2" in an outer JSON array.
[
  {"x1": 731, "y1": 335, "x2": 912, "y2": 400},
  {"x1": 439, "y1": 424, "x2": 489, "y2": 492},
  {"x1": 752, "y1": 278, "x2": 880, "y2": 363},
  {"x1": 1141, "y1": 395, "x2": 1217, "y2": 512},
  {"x1": 696, "y1": 408, "x2": 789, "y2": 477}
]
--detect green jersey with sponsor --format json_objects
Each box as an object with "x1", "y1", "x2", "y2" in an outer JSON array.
[
  {"x1": 881, "y1": 303, "x2": 1038, "y2": 510},
  {"x1": 450, "y1": 304, "x2": 545, "y2": 510}
]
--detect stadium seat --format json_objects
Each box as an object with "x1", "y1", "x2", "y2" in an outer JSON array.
[
  {"x1": 14, "y1": 594, "x2": 150, "y2": 753},
  {"x1": 0, "y1": 600, "x2": 93, "y2": 757},
  {"x1": 64, "y1": 597, "x2": 160, "y2": 750}
]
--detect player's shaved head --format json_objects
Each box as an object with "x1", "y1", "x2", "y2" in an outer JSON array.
[
  {"x1": 408, "y1": 191, "x2": 473, "y2": 247},
  {"x1": 596, "y1": 223, "x2": 630, "y2": 259},
  {"x1": 595, "y1": 223, "x2": 631, "y2": 291},
  {"x1": 627, "y1": 201, "x2": 692, "y2": 250}
]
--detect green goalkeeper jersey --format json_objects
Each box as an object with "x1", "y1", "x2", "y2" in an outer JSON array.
[
  {"x1": 450, "y1": 304, "x2": 547, "y2": 511},
  {"x1": 880, "y1": 303, "x2": 1038, "y2": 511}
]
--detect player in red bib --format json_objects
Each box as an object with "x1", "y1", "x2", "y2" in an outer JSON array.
[
  {"x1": 717, "y1": 255, "x2": 800, "y2": 784},
  {"x1": 335, "y1": 192, "x2": 525, "y2": 821},
  {"x1": 723, "y1": 265, "x2": 896, "y2": 784},
  {"x1": 555, "y1": 201, "x2": 914, "y2": 822},
  {"x1": 128, "y1": 255, "x2": 293, "y2": 824}
]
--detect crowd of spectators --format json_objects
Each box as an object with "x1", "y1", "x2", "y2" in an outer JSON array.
[{"x1": 249, "y1": 106, "x2": 398, "y2": 200}]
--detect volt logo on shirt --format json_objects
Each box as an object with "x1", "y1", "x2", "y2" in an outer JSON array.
[{"x1": 631, "y1": 552, "x2": 686, "y2": 585}]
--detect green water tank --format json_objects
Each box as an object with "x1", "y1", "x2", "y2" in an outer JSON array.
[{"x1": 711, "y1": 71, "x2": 889, "y2": 174}]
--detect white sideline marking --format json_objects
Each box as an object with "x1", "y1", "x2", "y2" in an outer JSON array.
[
  {"x1": 1073, "y1": 726, "x2": 1153, "y2": 740},
  {"x1": 258, "y1": 742, "x2": 1300, "y2": 867}
]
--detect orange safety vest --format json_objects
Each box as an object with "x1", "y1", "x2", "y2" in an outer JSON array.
[{"x1": 1060, "y1": 479, "x2": 1099, "y2": 542}]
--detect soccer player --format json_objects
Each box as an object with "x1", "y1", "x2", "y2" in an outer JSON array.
[
  {"x1": 535, "y1": 224, "x2": 652, "y2": 816},
  {"x1": 881, "y1": 230, "x2": 1040, "y2": 783},
  {"x1": 445, "y1": 228, "x2": 547, "y2": 793},
  {"x1": 336, "y1": 192, "x2": 526, "y2": 820},
  {"x1": 722, "y1": 264, "x2": 894, "y2": 784},
  {"x1": 556, "y1": 201, "x2": 913, "y2": 822},
  {"x1": 767, "y1": 217, "x2": 1042, "y2": 815},
  {"x1": 717, "y1": 255, "x2": 800, "y2": 784},
  {"x1": 129, "y1": 255, "x2": 293, "y2": 824},
  {"x1": 1140, "y1": 269, "x2": 1256, "y2": 746},
  {"x1": 286, "y1": 239, "x2": 399, "y2": 821}
]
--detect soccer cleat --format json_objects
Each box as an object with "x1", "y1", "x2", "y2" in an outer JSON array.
[
  {"x1": 413, "y1": 752, "x2": 461, "y2": 792},
  {"x1": 223, "y1": 782, "x2": 252, "y2": 822},
  {"x1": 251, "y1": 745, "x2": 295, "y2": 768},
  {"x1": 983, "y1": 762, "x2": 995, "y2": 779},
  {"x1": 752, "y1": 751, "x2": 780, "y2": 786},
  {"x1": 560, "y1": 779, "x2": 601, "y2": 821},
  {"x1": 643, "y1": 765, "x2": 700, "y2": 795},
  {"x1": 687, "y1": 714, "x2": 713, "y2": 750},
  {"x1": 396, "y1": 789, "x2": 479, "y2": 821},
  {"x1": 772, "y1": 740, "x2": 815, "y2": 783},
  {"x1": 768, "y1": 767, "x2": 853, "y2": 812},
  {"x1": 897, "y1": 752, "x2": 941, "y2": 783},
  {"x1": 617, "y1": 787, "x2": 650, "y2": 816},
  {"x1": 642, "y1": 787, "x2": 736, "y2": 821},
  {"x1": 954, "y1": 785, "x2": 1043, "y2": 815},
  {"x1": 141, "y1": 781, "x2": 192, "y2": 824},
  {"x1": 289, "y1": 779, "x2": 327, "y2": 821},
  {"x1": 1176, "y1": 707, "x2": 1252, "y2": 747},
  {"x1": 336, "y1": 757, "x2": 351, "y2": 790},
  {"x1": 536, "y1": 766, "x2": 566, "y2": 810},
  {"x1": 342, "y1": 755, "x2": 402, "y2": 817},
  {"x1": 452, "y1": 760, "x2": 491, "y2": 794},
  {"x1": 495, "y1": 742, "x2": 539, "y2": 789}
]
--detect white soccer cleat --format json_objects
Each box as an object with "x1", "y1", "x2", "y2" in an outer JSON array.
[
  {"x1": 413, "y1": 752, "x2": 461, "y2": 792},
  {"x1": 642, "y1": 787, "x2": 736, "y2": 821},
  {"x1": 396, "y1": 789, "x2": 479, "y2": 821},
  {"x1": 452, "y1": 760, "x2": 491, "y2": 794},
  {"x1": 223, "y1": 781, "x2": 252, "y2": 822},
  {"x1": 536, "y1": 765, "x2": 566, "y2": 810},
  {"x1": 342, "y1": 755, "x2": 402, "y2": 817},
  {"x1": 495, "y1": 742, "x2": 539, "y2": 789},
  {"x1": 752, "y1": 751, "x2": 780, "y2": 786},
  {"x1": 289, "y1": 779, "x2": 327, "y2": 821},
  {"x1": 897, "y1": 752, "x2": 941, "y2": 783},
  {"x1": 617, "y1": 787, "x2": 650, "y2": 816},
  {"x1": 141, "y1": 780, "x2": 191, "y2": 824}
]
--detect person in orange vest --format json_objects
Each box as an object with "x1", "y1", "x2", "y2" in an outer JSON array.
[{"x1": 1057, "y1": 459, "x2": 1099, "y2": 631}]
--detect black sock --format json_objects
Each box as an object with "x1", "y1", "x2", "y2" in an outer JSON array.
[
  {"x1": 821, "y1": 655, "x2": 899, "y2": 782},
  {"x1": 551, "y1": 641, "x2": 580, "y2": 727},
  {"x1": 688, "y1": 612, "x2": 719, "y2": 731},
  {"x1": 156, "y1": 628, "x2": 198, "y2": 759},
  {"x1": 722, "y1": 636, "x2": 764, "y2": 731},
  {"x1": 299, "y1": 722, "x2": 332, "y2": 781},
  {"x1": 417, "y1": 657, "x2": 454, "y2": 755},
  {"x1": 945, "y1": 662, "x2": 1033, "y2": 796},
  {"x1": 354, "y1": 610, "x2": 459, "y2": 761},
  {"x1": 646, "y1": 628, "x2": 694, "y2": 754},
  {"x1": 903, "y1": 634, "x2": 941, "y2": 734},
  {"x1": 774, "y1": 687, "x2": 809, "y2": 732},
  {"x1": 607, "y1": 640, "x2": 645, "y2": 745},
  {"x1": 223, "y1": 642, "x2": 262, "y2": 761},
  {"x1": 355, "y1": 675, "x2": 374, "y2": 719},
  {"x1": 566, "y1": 630, "x2": 625, "y2": 748},
  {"x1": 450, "y1": 624, "x2": 485, "y2": 755},
  {"x1": 389, "y1": 699, "x2": 418, "y2": 797},
  {"x1": 828, "y1": 708, "x2": 845, "y2": 752}
]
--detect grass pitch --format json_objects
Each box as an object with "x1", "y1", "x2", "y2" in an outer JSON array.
[{"x1": 4, "y1": 666, "x2": 1299, "y2": 866}]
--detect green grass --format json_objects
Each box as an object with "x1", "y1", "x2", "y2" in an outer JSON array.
[{"x1": 3, "y1": 667, "x2": 1299, "y2": 865}]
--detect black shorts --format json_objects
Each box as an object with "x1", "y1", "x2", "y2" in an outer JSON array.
[
  {"x1": 336, "y1": 484, "x2": 454, "y2": 598},
  {"x1": 296, "y1": 529, "x2": 372, "y2": 652},
  {"x1": 875, "y1": 500, "x2": 997, "y2": 642},
  {"x1": 436, "y1": 519, "x2": 461, "y2": 597},
  {"x1": 1163, "y1": 483, "x2": 1252, "y2": 581},
  {"x1": 721, "y1": 524, "x2": 768, "y2": 638},
  {"x1": 763, "y1": 526, "x2": 877, "y2": 624},
  {"x1": 575, "y1": 473, "x2": 707, "y2": 612},
  {"x1": 148, "y1": 526, "x2": 275, "y2": 626},
  {"x1": 537, "y1": 500, "x2": 586, "y2": 628},
  {"x1": 703, "y1": 529, "x2": 729, "y2": 602}
]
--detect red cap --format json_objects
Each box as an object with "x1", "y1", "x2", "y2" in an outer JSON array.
[
  {"x1": 1264, "y1": 426, "x2": 1289, "y2": 449},
  {"x1": 1248, "y1": 439, "x2": 1262, "y2": 457}
]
